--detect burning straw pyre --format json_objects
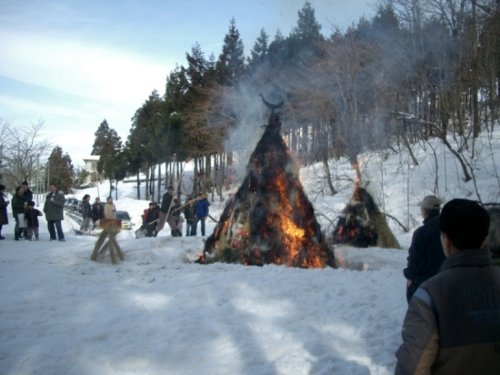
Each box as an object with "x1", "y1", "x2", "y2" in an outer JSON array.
[
  {"x1": 202, "y1": 110, "x2": 335, "y2": 268},
  {"x1": 332, "y1": 183, "x2": 401, "y2": 249}
]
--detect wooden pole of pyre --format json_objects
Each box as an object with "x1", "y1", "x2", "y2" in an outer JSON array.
[{"x1": 90, "y1": 219, "x2": 124, "y2": 264}]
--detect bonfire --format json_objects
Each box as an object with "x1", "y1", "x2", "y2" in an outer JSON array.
[
  {"x1": 202, "y1": 107, "x2": 335, "y2": 268},
  {"x1": 333, "y1": 183, "x2": 401, "y2": 249}
]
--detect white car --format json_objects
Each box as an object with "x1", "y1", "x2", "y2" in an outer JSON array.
[{"x1": 116, "y1": 210, "x2": 132, "y2": 230}]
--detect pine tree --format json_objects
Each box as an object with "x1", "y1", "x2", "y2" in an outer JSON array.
[
  {"x1": 215, "y1": 18, "x2": 245, "y2": 86},
  {"x1": 247, "y1": 28, "x2": 269, "y2": 70},
  {"x1": 165, "y1": 65, "x2": 190, "y2": 113},
  {"x1": 47, "y1": 146, "x2": 74, "y2": 193},
  {"x1": 92, "y1": 120, "x2": 121, "y2": 156},
  {"x1": 292, "y1": 1, "x2": 322, "y2": 42},
  {"x1": 91, "y1": 120, "x2": 122, "y2": 195},
  {"x1": 186, "y1": 43, "x2": 208, "y2": 90}
]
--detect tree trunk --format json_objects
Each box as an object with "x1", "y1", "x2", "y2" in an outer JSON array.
[
  {"x1": 136, "y1": 173, "x2": 141, "y2": 200},
  {"x1": 157, "y1": 163, "x2": 162, "y2": 203},
  {"x1": 471, "y1": 0, "x2": 480, "y2": 138},
  {"x1": 440, "y1": 137, "x2": 472, "y2": 182},
  {"x1": 193, "y1": 157, "x2": 200, "y2": 195},
  {"x1": 149, "y1": 165, "x2": 155, "y2": 199},
  {"x1": 145, "y1": 165, "x2": 150, "y2": 200},
  {"x1": 322, "y1": 158, "x2": 337, "y2": 195},
  {"x1": 205, "y1": 154, "x2": 212, "y2": 197}
]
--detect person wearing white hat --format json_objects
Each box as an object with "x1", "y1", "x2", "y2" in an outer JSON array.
[{"x1": 403, "y1": 195, "x2": 445, "y2": 302}]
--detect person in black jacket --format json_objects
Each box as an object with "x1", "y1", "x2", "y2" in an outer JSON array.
[
  {"x1": 403, "y1": 195, "x2": 446, "y2": 302},
  {"x1": 25, "y1": 201, "x2": 42, "y2": 240},
  {"x1": 157, "y1": 186, "x2": 174, "y2": 232},
  {"x1": 11, "y1": 186, "x2": 26, "y2": 240},
  {"x1": 91, "y1": 197, "x2": 104, "y2": 229},
  {"x1": 21, "y1": 181, "x2": 33, "y2": 238},
  {"x1": 183, "y1": 195, "x2": 196, "y2": 236},
  {"x1": 22, "y1": 181, "x2": 33, "y2": 203},
  {"x1": 144, "y1": 201, "x2": 160, "y2": 237},
  {"x1": 80, "y1": 194, "x2": 92, "y2": 233}
]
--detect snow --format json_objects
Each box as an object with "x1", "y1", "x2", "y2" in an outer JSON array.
[{"x1": 1, "y1": 130, "x2": 499, "y2": 375}]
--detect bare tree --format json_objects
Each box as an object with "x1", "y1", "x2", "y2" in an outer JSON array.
[{"x1": 0, "y1": 119, "x2": 50, "y2": 190}]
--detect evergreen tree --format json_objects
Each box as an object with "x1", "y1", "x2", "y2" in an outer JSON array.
[
  {"x1": 215, "y1": 18, "x2": 245, "y2": 86},
  {"x1": 92, "y1": 120, "x2": 121, "y2": 156},
  {"x1": 267, "y1": 30, "x2": 287, "y2": 66},
  {"x1": 247, "y1": 28, "x2": 269, "y2": 70},
  {"x1": 292, "y1": 1, "x2": 322, "y2": 42},
  {"x1": 186, "y1": 43, "x2": 208, "y2": 90},
  {"x1": 288, "y1": 1, "x2": 324, "y2": 66},
  {"x1": 47, "y1": 146, "x2": 74, "y2": 193},
  {"x1": 92, "y1": 120, "x2": 122, "y2": 194},
  {"x1": 165, "y1": 65, "x2": 190, "y2": 113}
]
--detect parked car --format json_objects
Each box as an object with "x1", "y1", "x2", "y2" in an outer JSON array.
[
  {"x1": 64, "y1": 198, "x2": 80, "y2": 213},
  {"x1": 116, "y1": 210, "x2": 132, "y2": 230}
]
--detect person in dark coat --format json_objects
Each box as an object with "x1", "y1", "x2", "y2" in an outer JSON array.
[
  {"x1": 25, "y1": 201, "x2": 42, "y2": 240},
  {"x1": 91, "y1": 197, "x2": 104, "y2": 229},
  {"x1": 80, "y1": 194, "x2": 92, "y2": 233},
  {"x1": 395, "y1": 199, "x2": 500, "y2": 375},
  {"x1": 21, "y1": 181, "x2": 33, "y2": 204},
  {"x1": 403, "y1": 195, "x2": 445, "y2": 302},
  {"x1": 158, "y1": 186, "x2": 174, "y2": 232},
  {"x1": 43, "y1": 183, "x2": 66, "y2": 241},
  {"x1": 11, "y1": 186, "x2": 26, "y2": 240},
  {"x1": 21, "y1": 181, "x2": 33, "y2": 238},
  {"x1": 144, "y1": 201, "x2": 160, "y2": 237},
  {"x1": 194, "y1": 193, "x2": 210, "y2": 236},
  {"x1": 0, "y1": 184, "x2": 9, "y2": 239},
  {"x1": 183, "y1": 195, "x2": 197, "y2": 236},
  {"x1": 167, "y1": 198, "x2": 183, "y2": 237}
]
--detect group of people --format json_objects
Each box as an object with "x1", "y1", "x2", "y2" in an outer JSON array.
[
  {"x1": 0, "y1": 181, "x2": 41, "y2": 240},
  {"x1": 396, "y1": 196, "x2": 500, "y2": 374},
  {"x1": 0, "y1": 181, "x2": 119, "y2": 240},
  {"x1": 0, "y1": 181, "x2": 67, "y2": 241},
  {"x1": 141, "y1": 186, "x2": 210, "y2": 238},
  {"x1": 79, "y1": 195, "x2": 117, "y2": 233}
]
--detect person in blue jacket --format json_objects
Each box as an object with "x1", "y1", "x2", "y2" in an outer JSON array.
[{"x1": 194, "y1": 193, "x2": 210, "y2": 236}]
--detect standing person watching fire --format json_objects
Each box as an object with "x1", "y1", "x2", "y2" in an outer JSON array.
[
  {"x1": 395, "y1": 198, "x2": 500, "y2": 374},
  {"x1": 11, "y1": 186, "x2": 26, "y2": 240},
  {"x1": 43, "y1": 183, "x2": 66, "y2": 241},
  {"x1": 183, "y1": 195, "x2": 197, "y2": 236},
  {"x1": 194, "y1": 192, "x2": 210, "y2": 237},
  {"x1": 80, "y1": 194, "x2": 92, "y2": 233},
  {"x1": 91, "y1": 197, "x2": 104, "y2": 229},
  {"x1": 157, "y1": 185, "x2": 174, "y2": 232},
  {"x1": 403, "y1": 195, "x2": 445, "y2": 302}
]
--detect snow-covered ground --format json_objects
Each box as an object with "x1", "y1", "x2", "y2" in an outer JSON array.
[{"x1": 1, "y1": 130, "x2": 498, "y2": 374}]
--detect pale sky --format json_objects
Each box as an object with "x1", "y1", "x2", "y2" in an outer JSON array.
[{"x1": 0, "y1": 0, "x2": 376, "y2": 167}]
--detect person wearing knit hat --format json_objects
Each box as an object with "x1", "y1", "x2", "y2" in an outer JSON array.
[
  {"x1": 396, "y1": 198, "x2": 500, "y2": 375},
  {"x1": 403, "y1": 194, "x2": 445, "y2": 302},
  {"x1": 439, "y1": 198, "x2": 490, "y2": 251}
]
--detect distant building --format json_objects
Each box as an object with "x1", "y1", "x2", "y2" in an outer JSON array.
[{"x1": 83, "y1": 155, "x2": 102, "y2": 185}]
